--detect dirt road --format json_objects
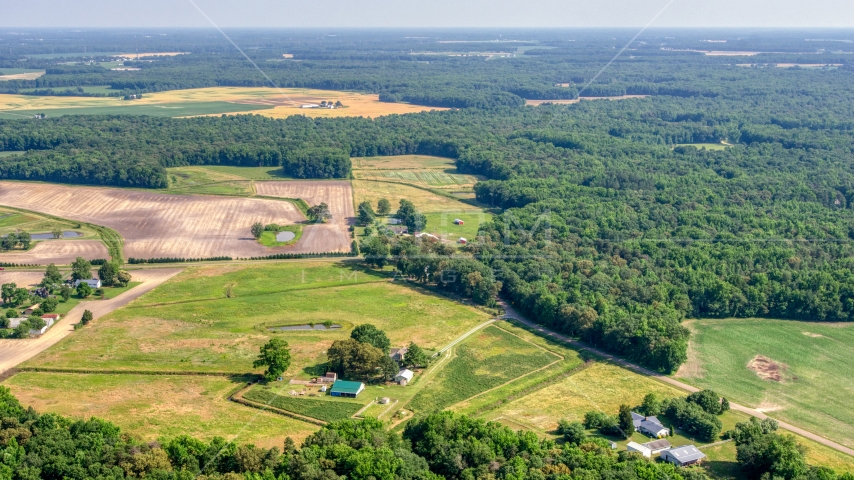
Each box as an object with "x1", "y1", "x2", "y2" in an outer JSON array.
[
  {"x1": 498, "y1": 300, "x2": 854, "y2": 458},
  {"x1": 0, "y1": 268, "x2": 182, "y2": 375}
]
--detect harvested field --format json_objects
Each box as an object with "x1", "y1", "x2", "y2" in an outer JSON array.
[
  {"x1": 0, "y1": 87, "x2": 445, "y2": 120},
  {"x1": 352, "y1": 180, "x2": 481, "y2": 213},
  {"x1": 0, "y1": 270, "x2": 45, "y2": 288},
  {"x1": 0, "y1": 240, "x2": 108, "y2": 265},
  {"x1": 0, "y1": 71, "x2": 45, "y2": 81},
  {"x1": 0, "y1": 182, "x2": 326, "y2": 259},
  {"x1": 525, "y1": 95, "x2": 649, "y2": 106},
  {"x1": 352, "y1": 155, "x2": 456, "y2": 170},
  {"x1": 355, "y1": 170, "x2": 478, "y2": 188},
  {"x1": 254, "y1": 181, "x2": 354, "y2": 253},
  {"x1": 747, "y1": 355, "x2": 789, "y2": 382}
]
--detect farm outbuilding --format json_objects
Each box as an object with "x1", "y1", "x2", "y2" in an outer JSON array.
[
  {"x1": 395, "y1": 369, "x2": 414, "y2": 386},
  {"x1": 661, "y1": 445, "x2": 706, "y2": 467},
  {"x1": 626, "y1": 442, "x2": 652, "y2": 458},
  {"x1": 329, "y1": 380, "x2": 365, "y2": 398},
  {"x1": 453, "y1": 219, "x2": 464, "y2": 225},
  {"x1": 643, "y1": 439, "x2": 672, "y2": 454},
  {"x1": 22, "y1": 305, "x2": 40, "y2": 316},
  {"x1": 458, "y1": 237, "x2": 467, "y2": 244},
  {"x1": 74, "y1": 279, "x2": 102, "y2": 289}
]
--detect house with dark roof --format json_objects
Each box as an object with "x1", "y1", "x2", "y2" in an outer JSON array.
[
  {"x1": 329, "y1": 380, "x2": 365, "y2": 398},
  {"x1": 661, "y1": 445, "x2": 706, "y2": 467},
  {"x1": 631, "y1": 412, "x2": 670, "y2": 438}
]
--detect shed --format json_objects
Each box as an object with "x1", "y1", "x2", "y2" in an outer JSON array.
[
  {"x1": 317, "y1": 372, "x2": 338, "y2": 383},
  {"x1": 23, "y1": 304, "x2": 40, "y2": 316},
  {"x1": 389, "y1": 226, "x2": 408, "y2": 235},
  {"x1": 458, "y1": 237, "x2": 467, "y2": 244},
  {"x1": 329, "y1": 380, "x2": 365, "y2": 398},
  {"x1": 41, "y1": 314, "x2": 61, "y2": 322},
  {"x1": 74, "y1": 279, "x2": 102, "y2": 289},
  {"x1": 395, "y1": 369, "x2": 414, "y2": 386},
  {"x1": 661, "y1": 445, "x2": 706, "y2": 467},
  {"x1": 7, "y1": 317, "x2": 27, "y2": 329},
  {"x1": 379, "y1": 397, "x2": 390, "y2": 405},
  {"x1": 626, "y1": 441, "x2": 652, "y2": 458}
]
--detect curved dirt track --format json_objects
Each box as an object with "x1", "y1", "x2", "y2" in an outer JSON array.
[
  {"x1": 0, "y1": 240, "x2": 108, "y2": 265},
  {"x1": 0, "y1": 268, "x2": 182, "y2": 375},
  {"x1": 255, "y1": 181, "x2": 355, "y2": 253},
  {"x1": 0, "y1": 182, "x2": 309, "y2": 259}
]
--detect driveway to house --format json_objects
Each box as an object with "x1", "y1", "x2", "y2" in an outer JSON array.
[
  {"x1": 498, "y1": 299, "x2": 854, "y2": 458},
  {"x1": 0, "y1": 268, "x2": 182, "y2": 375}
]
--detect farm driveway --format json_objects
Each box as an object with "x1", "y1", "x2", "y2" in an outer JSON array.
[
  {"x1": 498, "y1": 299, "x2": 854, "y2": 458},
  {"x1": 0, "y1": 268, "x2": 182, "y2": 375}
]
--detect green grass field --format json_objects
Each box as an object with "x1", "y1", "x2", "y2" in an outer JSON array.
[
  {"x1": 4, "y1": 372, "x2": 317, "y2": 448},
  {"x1": 195, "y1": 165, "x2": 290, "y2": 180},
  {"x1": 29, "y1": 262, "x2": 491, "y2": 376},
  {"x1": 0, "y1": 102, "x2": 273, "y2": 119},
  {"x1": 0, "y1": 68, "x2": 45, "y2": 75},
  {"x1": 258, "y1": 226, "x2": 302, "y2": 247},
  {"x1": 0, "y1": 206, "x2": 100, "y2": 240},
  {"x1": 0, "y1": 151, "x2": 24, "y2": 158},
  {"x1": 356, "y1": 170, "x2": 477, "y2": 187},
  {"x1": 166, "y1": 166, "x2": 254, "y2": 196},
  {"x1": 243, "y1": 387, "x2": 363, "y2": 422},
  {"x1": 17, "y1": 85, "x2": 118, "y2": 95},
  {"x1": 407, "y1": 325, "x2": 560, "y2": 414},
  {"x1": 352, "y1": 155, "x2": 456, "y2": 170},
  {"x1": 682, "y1": 318, "x2": 854, "y2": 449}
]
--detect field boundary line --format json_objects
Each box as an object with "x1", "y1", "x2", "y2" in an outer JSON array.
[
  {"x1": 377, "y1": 399, "x2": 400, "y2": 420},
  {"x1": 353, "y1": 400, "x2": 375, "y2": 418},
  {"x1": 15, "y1": 367, "x2": 245, "y2": 377},
  {"x1": 699, "y1": 439, "x2": 733, "y2": 450},
  {"x1": 490, "y1": 324, "x2": 564, "y2": 360},
  {"x1": 436, "y1": 319, "x2": 496, "y2": 355}
]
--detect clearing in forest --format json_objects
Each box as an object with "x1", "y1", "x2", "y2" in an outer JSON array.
[
  {"x1": 685, "y1": 318, "x2": 854, "y2": 450},
  {"x1": 0, "y1": 181, "x2": 353, "y2": 259}
]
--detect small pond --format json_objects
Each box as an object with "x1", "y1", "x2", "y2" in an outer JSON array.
[
  {"x1": 2, "y1": 231, "x2": 82, "y2": 240},
  {"x1": 276, "y1": 231, "x2": 296, "y2": 242},
  {"x1": 268, "y1": 323, "x2": 342, "y2": 331}
]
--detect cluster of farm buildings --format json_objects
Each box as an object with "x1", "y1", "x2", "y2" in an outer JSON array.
[{"x1": 624, "y1": 411, "x2": 707, "y2": 467}]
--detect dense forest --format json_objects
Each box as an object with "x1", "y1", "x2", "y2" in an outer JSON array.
[
  {"x1": 0, "y1": 387, "x2": 848, "y2": 480},
  {"x1": 1, "y1": 30, "x2": 854, "y2": 372}
]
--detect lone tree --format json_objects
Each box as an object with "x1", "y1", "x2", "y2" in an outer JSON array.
[
  {"x1": 405, "y1": 342, "x2": 430, "y2": 368},
  {"x1": 251, "y1": 222, "x2": 264, "y2": 239},
  {"x1": 377, "y1": 198, "x2": 391, "y2": 216},
  {"x1": 253, "y1": 338, "x2": 292, "y2": 382},
  {"x1": 81, "y1": 309, "x2": 93, "y2": 326},
  {"x1": 350, "y1": 324, "x2": 391, "y2": 353},
  {"x1": 41, "y1": 263, "x2": 63, "y2": 288},
  {"x1": 618, "y1": 404, "x2": 634, "y2": 439},
  {"x1": 77, "y1": 282, "x2": 93, "y2": 298},
  {"x1": 71, "y1": 257, "x2": 92, "y2": 281},
  {"x1": 307, "y1": 203, "x2": 332, "y2": 223},
  {"x1": 357, "y1": 201, "x2": 376, "y2": 225}
]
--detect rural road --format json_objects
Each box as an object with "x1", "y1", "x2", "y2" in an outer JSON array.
[
  {"x1": 0, "y1": 268, "x2": 182, "y2": 376},
  {"x1": 498, "y1": 300, "x2": 854, "y2": 458}
]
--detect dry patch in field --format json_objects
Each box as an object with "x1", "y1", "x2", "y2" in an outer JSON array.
[
  {"x1": 674, "y1": 321, "x2": 705, "y2": 379},
  {"x1": 0, "y1": 182, "x2": 360, "y2": 258},
  {"x1": 802, "y1": 331, "x2": 826, "y2": 338},
  {"x1": 254, "y1": 181, "x2": 354, "y2": 253},
  {"x1": 0, "y1": 240, "x2": 108, "y2": 265},
  {"x1": 747, "y1": 355, "x2": 790, "y2": 382},
  {"x1": 0, "y1": 71, "x2": 45, "y2": 81},
  {"x1": 0, "y1": 87, "x2": 444, "y2": 119},
  {"x1": 0, "y1": 270, "x2": 45, "y2": 287}
]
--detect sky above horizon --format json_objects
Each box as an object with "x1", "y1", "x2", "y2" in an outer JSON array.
[{"x1": 2, "y1": 0, "x2": 854, "y2": 29}]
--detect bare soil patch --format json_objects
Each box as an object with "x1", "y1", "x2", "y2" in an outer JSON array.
[
  {"x1": 0, "y1": 71, "x2": 45, "y2": 81},
  {"x1": 747, "y1": 355, "x2": 790, "y2": 382},
  {"x1": 254, "y1": 181, "x2": 354, "y2": 253},
  {"x1": 802, "y1": 331, "x2": 827, "y2": 338},
  {"x1": 0, "y1": 240, "x2": 108, "y2": 265},
  {"x1": 674, "y1": 321, "x2": 704, "y2": 379},
  {"x1": 0, "y1": 270, "x2": 45, "y2": 287},
  {"x1": 0, "y1": 182, "x2": 309, "y2": 259}
]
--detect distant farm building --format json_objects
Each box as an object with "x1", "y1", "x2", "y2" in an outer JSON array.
[
  {"x1": 388, "y1": 218, "x2": 402, "y2": 225},
  {"x1": 329, "y1": 380, "x2": 365, "y2": 398},
  {"x1": 41, "y1": 314, "x2": 61, "y2": 323},
  {"x1": 389, "y1": 226, "x2": 408, "y2": 235},
  {"x1": 389, "y1": 346, "x2": 408, "y2": 362},
  {"x1": 23, "y1": 305, "x2": 40, "y2": 316},
  {"x1": 643, "y1": 439, "x2": 672, "y2": 454},
  {"x1": 395, "y1": 369, "x2": 414, "y2": 386},
  {"x1": 379, "y1": 397, "x2": 391, "y2": 404},
  {"x1": 74, "y1": 279, "x2": 102, "y2": 289},
  {"x1": 458, "y1": 237, "x2": 467, "y2": 244},
  {"x1": 301, "y1": 104, "x2": 320, "y2": 109},
  {"x1": 316, "y1": 372, "x2": 338, "y2": 383},
  {"x1": 632, "y1": 412, "x2": 670, "y2": 438},
  {"x1": 31, "y1": 317, "x2": 55, "y2": 336},
  {"x1": 453, "y1": 219, "x2": 464, "y2": 225},
  {"x1": 661, "y1": 445, "x2": 706, "y2": 467},
  {"x1": 6, "y1": 318, "x2": 27, "y2": 329}
]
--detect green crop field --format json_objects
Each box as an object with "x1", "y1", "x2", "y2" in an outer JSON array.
[
  {"x1": 407, "y1": 325, "x2": 560, "y2": 414},
  {"x1": 355, "y1": 170, "x2": 477, "y2": 187},
  {"x1": 4, "y1": 372, "x2": 317, "y2": 448},
  {"x1": 0, "y1": 151, "x2": 24, "y2": 158},
  {"x1": 29, "y1": 261, "x2": 491, "y2": 376},
  {"x1": 0, "y1": 101, "x2": 273, "y2": 119},
  {"x1": 196, "y1": 165, "x2": 291, "y2": 180},
  {"x1": 422, "y1": 211, "x2": 493, "y2": 242},
  {"x1": 17, "y1": 85, "x2": 118, "y2": 95},
  {"x1": 244, "y1": 387, "x2": 363, "y2": 422},
  {"x1": 166, "y1": 166, "x2": 254, "y2": 196},
  {"x1": 681, "y1": 318, "x2": 854, "y2": 449}
]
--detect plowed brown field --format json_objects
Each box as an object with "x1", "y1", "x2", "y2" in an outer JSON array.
[
  {"x1": 0, "y1": 182, "x2": 352, "y2": 259},
  {"x1": 0, "y1": 240, "x2": 108, "y2": 265},
  {"x1": 254, "y1": 181, "x2": 354, "y2": 253}
]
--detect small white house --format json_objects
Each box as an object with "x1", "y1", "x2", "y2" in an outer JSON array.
[
  {"x1": 74, "y1": 279, "x2": 102, "y2": 289},
  {"x1": 395, "y1": 369, "x2": 414, "y2": 386},
  {"x1": 626, "y1": 442, "x2": 652, "y2": 458}
]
